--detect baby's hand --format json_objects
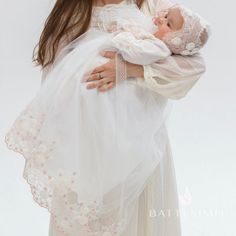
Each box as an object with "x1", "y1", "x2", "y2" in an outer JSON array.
[
  {"x1": 107, "y1": 21, "x2": 119, "y2": 32},
  {"x1": 152, "y1": 17, "x2": 159, "y2": 26},
  {"x1": 152, "y1": 17, "x2": 159, "y2": 38}
]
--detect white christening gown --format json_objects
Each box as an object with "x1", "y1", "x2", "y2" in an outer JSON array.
[{"x1": 5, "y1": 1, "x2": 184, "y2": 236}]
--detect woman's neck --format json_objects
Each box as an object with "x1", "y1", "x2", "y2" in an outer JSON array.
[{"x1": 95, "y1": 0, "x2": 125, "y2": 7}]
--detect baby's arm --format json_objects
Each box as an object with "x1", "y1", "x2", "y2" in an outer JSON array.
[{"x1": 111, "y1": 29, "x2": 171, "y2": 65}]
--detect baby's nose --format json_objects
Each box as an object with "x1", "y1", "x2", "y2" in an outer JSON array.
[{"x1": 153, "y1": 17, "x2": 164, "y2": 25}]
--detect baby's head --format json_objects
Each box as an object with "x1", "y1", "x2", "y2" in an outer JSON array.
[{"x1": 153, "y1": 4, "x2": 211, "y2": 56}]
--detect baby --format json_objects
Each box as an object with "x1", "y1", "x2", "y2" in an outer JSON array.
[
  {"x1": 98, "y1": 3, "x2": 210, "y2": 64},
  {"x1": 152, "y1": 4, "x2": 211, "y2": 56}
]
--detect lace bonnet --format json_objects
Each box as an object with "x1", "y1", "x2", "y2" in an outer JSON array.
[{"x1": 161, "y1": 4, "x2": 211, "y2": 56}]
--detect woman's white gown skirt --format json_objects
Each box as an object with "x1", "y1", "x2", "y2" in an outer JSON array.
[{"x1": 48, "y1": 138, "x2": 182, "y2": 236}]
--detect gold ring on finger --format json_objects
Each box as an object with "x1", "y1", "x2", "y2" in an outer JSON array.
[{"x1": 97, "y1": 73, "x2": 103, "y2": 80}]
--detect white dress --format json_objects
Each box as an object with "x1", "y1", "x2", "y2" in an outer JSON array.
[
  {"x1": 47, "y1": 3, "x2": 181, "y2": 236},
  {"x1": 5, "y1": 1, "x2": 206, "y2": 236}
]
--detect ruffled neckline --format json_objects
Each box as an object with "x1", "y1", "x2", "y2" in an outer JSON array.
[{"x1": 93, "y1": 0, "x2": 127, "y2": 9}]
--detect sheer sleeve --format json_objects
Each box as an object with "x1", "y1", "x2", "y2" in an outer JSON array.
[
  {"x1": 135, "y1": 53, "x2": 206, "y2": 99},
  {"x1": 136, "y1": 0, "x2": 207, "y2": 99}
]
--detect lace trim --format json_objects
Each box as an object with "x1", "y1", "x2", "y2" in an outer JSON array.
[
  {"x1": 116, "y1": 53, "x2": 127, "y2": 83},
  {"x1": 5, "y1": 103, "x2": 127, "y2": 236}
]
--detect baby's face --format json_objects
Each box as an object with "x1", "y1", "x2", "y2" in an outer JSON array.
[{"x1": 153, "y1": 7, "x2": 184, "y2": 39}]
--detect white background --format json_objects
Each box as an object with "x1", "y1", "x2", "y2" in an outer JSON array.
[{"x1": 0, "y1": 0, "x2": 235, "y2": 236}]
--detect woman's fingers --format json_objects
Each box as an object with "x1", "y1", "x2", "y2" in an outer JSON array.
[
  {"x1": 91, "y1": 65, "x2": 106, "y2": 75},
  {"x1": 86, "y1": 82, "x2": 98, "y2": 89},
  {"x1": 85, "y1": 51, "x2": 117, "y2": 91},
  {"x1": 97, "y1": 77, "x2": 113, "y2": 87},
  {"x1": 85, "y1": 73, "x2": 100, "y2": 82},
  {"x1": 86, "y1": 77, "x2": 113, "y2": 89},
  {"x1": 89, "y1": 51, "x2": 117, "y2": 79},
  {"x1": 98, "y1": 82, "x2": 115, "y2": 92},
  {"x1": 100, "y1": 50, "x2": 117, "y2": 59}
]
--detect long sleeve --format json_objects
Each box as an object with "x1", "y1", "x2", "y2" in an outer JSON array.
[
  {"x1": 111, "y1": 30, "x2": 171, "y2": 65},
  {"x1": 136, "y1": 0, "x2": 207, "y2": 99},
  {"x1": 135, "y1": 53, "x2": 206, "y2": 99}
]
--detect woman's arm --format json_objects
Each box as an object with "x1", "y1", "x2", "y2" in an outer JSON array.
[
  {"x1": 85, "y1": 50, "x2": 206, "y2": 97},
  {"x1": 131, "y1": 53, "x2": 206, "y2": 99},
  {"x1": 131, "y1": 0, "x2": 207, "y2": 99}
]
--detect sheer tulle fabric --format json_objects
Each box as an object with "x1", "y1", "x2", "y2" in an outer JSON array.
[
  {"x1": 5, "y1": 18, "x2": 171, "y2": 236},
  {"x1": 49, "y1": 144, "x2": 182, "y2": 236}
]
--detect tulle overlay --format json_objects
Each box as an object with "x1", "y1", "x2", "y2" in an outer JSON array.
[{"x1": 5, "y1": 3, "x2": 175, "y2": 236}]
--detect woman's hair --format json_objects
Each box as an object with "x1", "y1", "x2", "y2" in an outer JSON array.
[{"x1": 32, "y1": 0, "x2": 145, "y2": 69}]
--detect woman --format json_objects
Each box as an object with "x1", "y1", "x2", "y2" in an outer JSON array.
[
  {"x1": 6, "y1": 0, "x2": 206, "y2": 236},
  {"x1": 43, "y1": 1, "x2": 205, "y2": 236}
]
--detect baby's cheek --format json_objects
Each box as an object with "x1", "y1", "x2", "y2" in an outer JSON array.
[
  {"x1": 159, "y1": 26, "x2": 172, "y2": 39},
  {"x1": 154, "y1": 28, "x2": 166, "y2": 39}
]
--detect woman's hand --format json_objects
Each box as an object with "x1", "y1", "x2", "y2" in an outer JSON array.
[
  {"x1": 85, "y1": 51, "x2": 117, "y2": 92},
  {"x1": 84, "y1": 50, "x2": 145, "y2": 92}
]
